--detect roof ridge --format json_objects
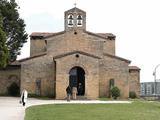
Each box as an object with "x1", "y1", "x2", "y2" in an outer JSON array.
[
  {"x1": 19, "y1": 52, "x2": 47, "y2": 62},
  {"x1": 84, "y1": 30, "x2": 116, "y2": 40},
  {"x1": 103, "y1": 53, "x2": 131, "y2": 63},
  {"x1": 53, "y1": 51, "x2": 101, "y2": 59}
]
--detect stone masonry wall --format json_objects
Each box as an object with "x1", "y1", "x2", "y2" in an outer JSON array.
[
  {"x1": 99, "y1": 56, "x2": 130, "y2": 98},
  {"x1": 129, "y1": 70, "x2": 140, "y2": 97},
  {"x1": 30, "y1": 39, "x2": 47, "y2": 56},
  {"x1": 55, "y1": 53, "x2": 100, "y2": 99},
  {"x1": 0, "y1": 67, "x2": 20, "y2": 95},
  {"x1": 47, "y1": 30, "x2": 104, "y2": 58},
  {"x1": 103, "y1": 40, "x2": 115, "y2": 55},
  {"x1": 21, "y1": 55, "x2": 55, "y2": 97}
]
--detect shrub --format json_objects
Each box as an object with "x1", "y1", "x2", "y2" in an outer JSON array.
[
  {"x1": 129, "y1": 91, "x2": 137, "y2": 99},
  {"x1": 7, "y1": 82, "x2": 20, "y2": 96},
  {"x1": 111, "y1": 86, "x2": 120, "y2": 99},
  {"x1": 28, "y1": 93, "x2": 40, "y2": 98}
]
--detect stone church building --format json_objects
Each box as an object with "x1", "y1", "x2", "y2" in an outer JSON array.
[{"x1": 0, "y1": 7, "x2": 140, "y2": 99}]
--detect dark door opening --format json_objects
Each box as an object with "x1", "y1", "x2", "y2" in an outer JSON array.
[{"x1": 69, "y1": 66, "x2": 85, "y2": 96}]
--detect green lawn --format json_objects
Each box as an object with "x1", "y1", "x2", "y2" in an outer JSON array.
[{"x1": 25, "y1": 101, "x2": 160, "y2": 120}]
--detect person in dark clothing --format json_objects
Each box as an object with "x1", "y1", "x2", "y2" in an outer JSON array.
[
  {"x1": 66, "y1": 86, "x2": 72, "y2": 101},
  {"x1": 78, "y1": 83, "x2": 83, "y2": 95}
]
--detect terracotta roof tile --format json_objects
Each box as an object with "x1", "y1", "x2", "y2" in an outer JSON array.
[
  {"x1": 129, "y1": 66, "x2": 141, "y2": 70},
  {"x1": 30, "y1": 32, "x2": 55, "y2": 37},
  {"x1": 10, "y1": 61, "x2": 21, "y2": 66},
  {"x1": 19, "y1": 52, "x2": 47, "y2": 62},
  {"x1": 97, "y1": 33, "x2": 116, "y2": 38},
  {"x1": 84, "y1": 31, "x2": 116, "y2": 40},
  {"x1": 103, "y1": 53, "x2": 131, "y2": 63},
  {"x1": 53, "y1": 51, "x2": 101, "y2": 60},
  {"x1": 30, "y1": 31, "x2": 116, "y2": 40}
]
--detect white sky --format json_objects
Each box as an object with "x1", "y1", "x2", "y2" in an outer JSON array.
[{"x1": 16, "y1": 0, "x2": 160, "y2": 83}]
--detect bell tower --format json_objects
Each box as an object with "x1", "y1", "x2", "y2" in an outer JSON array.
[{"x1": 64, "y1": 7, "x2": 86, "y2": 31}]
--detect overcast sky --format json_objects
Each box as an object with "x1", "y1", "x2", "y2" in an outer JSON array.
[{"x1": 16, "y1": 0, "x2": 160, "y2": 82}]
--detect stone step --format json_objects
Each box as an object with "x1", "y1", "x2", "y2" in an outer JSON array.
[{"x1": 72, "y1": 96, "x2": 88, "y2": 100}]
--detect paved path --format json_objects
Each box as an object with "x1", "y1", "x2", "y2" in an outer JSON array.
[
  {"x1": 0, "y1": 97, "x2": 25, "y2": 120},
  {"x1": 0, "y1": 97, "x2": 131, "y2": 120}
]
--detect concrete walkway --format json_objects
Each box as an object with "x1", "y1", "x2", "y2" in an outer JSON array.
[
  {"x1": 0, "y1": 97, "x2": 25, "y2": 120},
  {"x1": 0, "y1": 97, "x2": 131, "y2": 120}
]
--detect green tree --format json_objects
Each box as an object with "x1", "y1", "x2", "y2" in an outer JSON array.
[
  {"x1": 0, "y1": 15, "x2": 8, "y2": 68},
  {"x1": 0, "y1": 0, "x2": 28, "y2": 62}
]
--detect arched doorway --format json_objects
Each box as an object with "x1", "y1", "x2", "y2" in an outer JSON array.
[{"x1": 69, "y1": 66, "x2": 85, "y2": 96}]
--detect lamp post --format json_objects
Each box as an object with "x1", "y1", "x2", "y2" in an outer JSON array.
[{"x1": 153, "y1": 64, "x2": 160, "y2": 96}]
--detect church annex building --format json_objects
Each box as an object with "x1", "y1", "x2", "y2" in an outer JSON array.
[{"x1": 0, "y1": 7, "x2": 140, "y2": 99}]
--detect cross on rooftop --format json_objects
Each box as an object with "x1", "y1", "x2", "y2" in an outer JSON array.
[{"x1": 74, "y1": 2, "x2": 77, "y2": 7}]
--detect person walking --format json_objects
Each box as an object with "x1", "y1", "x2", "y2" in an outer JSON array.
[
  {"x1": 20, "y1": 89, "x2": 28, "y2": 106},
  {"x1": 66, "y1": 86, "x2": 71, "y2": 102}
]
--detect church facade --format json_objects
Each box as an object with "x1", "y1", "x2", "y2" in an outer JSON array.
[{"x1": 0, "y1": 7, "x2": 140, "y2": 99}]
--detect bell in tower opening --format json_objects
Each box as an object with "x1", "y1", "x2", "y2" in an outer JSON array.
[
  {"x1": 68, "y1": 14, "x2": 73, "y2": 26},
  {"x1": 77, "y1": 15, "x2": 83, "y2": 26},
  {"x1": 65, "y1": 7, "x2": 86, "y2": 30}
]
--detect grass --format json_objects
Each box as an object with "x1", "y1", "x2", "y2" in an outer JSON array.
[
  {"x1": 25, "y1": 101, "x2": 160, "y2": 120},
  {"x1": 99, "y1": 97, "x2": 111, "y2": 101}
]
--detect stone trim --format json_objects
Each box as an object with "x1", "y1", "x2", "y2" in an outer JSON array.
[
  {"x1": 30, "y1": 31, "x2": 65, "y2": 40},
  {"x1": 0, "y1": 65, "x2": 20, "y2": 70},
  {"x1": 53, "y1": 51, "x2": 101, "y2": 60},
  {"x1": 65, "y1": 7, "x2": 86, "y2": 14},
  {"x1": 30, "y1": 31, "x2": 116, "y2": 41},
  {"x1": 129, "y1": 66, "x2": 141, "y2": 72},
  {"x1": 84, "y1": 30, "x2": 116, "y2": 40},
  {"x1": 19, "y1": 53, "x2": 47, "y2": 62},
  {"x1": 103, "y1": 53, "x2": 131, "y2": 63},
  {"x1": 44, "y1": 31, "x2": 65, "y2": 39},
  {"x1": 66, "y1": 63, "x2": 89, "y2": 75}
]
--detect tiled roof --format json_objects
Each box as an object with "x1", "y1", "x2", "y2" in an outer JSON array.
[
  {"x1": 0, "y1": 61, "x2": 21, "y2": 70},
  {"x1": 19, "y1": 53, "x2": 47, "y2": 62},
  {"x1": 129, "y1": 66, "x2": 141, "y2": 70},
  {"x1": 30, "y1": 31, "x2": 116, "y2": 40},
  {"x1": 84, "y1": 31, "x2": 116, "y2": 40},
  {"x1": 53, "y1": 51, "x2": 101, "y2": 60},
  {"x1": 10, "y1": 61, "x2": 21, "y2": 66},
  {"x1": 97, "y1": 33, "x2": 116, "y2": 39},
  {"x1": 65, "y1": 7, "x2": 86, "y2": 14},
  {"x1": 103, "y1": 53, "x2": 131, "y2": 63},
  {"x1": 30, "y1": 32, "x2": 55, "y2": 38}
]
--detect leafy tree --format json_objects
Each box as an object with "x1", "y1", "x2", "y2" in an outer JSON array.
[
  {"x1": 0, "y1": 15, "x2": 8, "y2": 68},
  {"x1": 0, "y1": 0, "x2": 28, "y2": 62}
]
